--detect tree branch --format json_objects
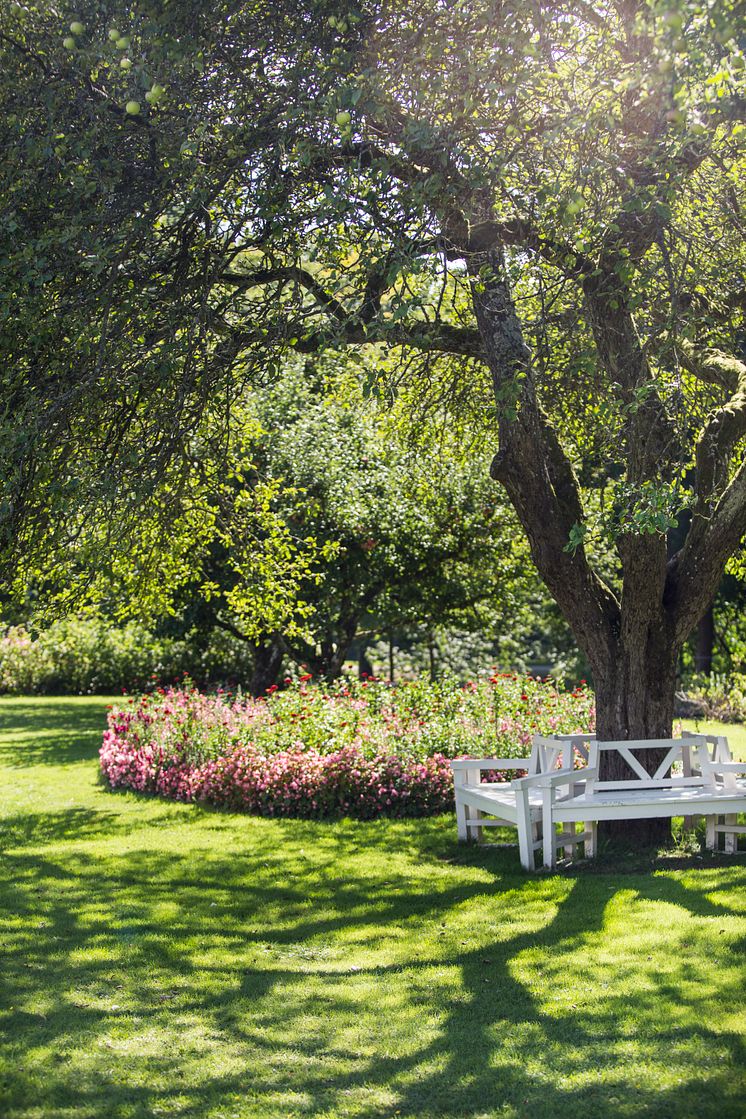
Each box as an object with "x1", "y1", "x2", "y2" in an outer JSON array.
[
  {"x1": 681, "y1": 345, "x2": 746, "y2": 518},
  {"x1": 670, "y1": 456, "x2": 746, "y2": 643},
  {"x1": 220, "y1": 267, "x2": 349, "y2": 322},
  {"x1": 469, "y1": 249, "x2": 620, "y2": 663}
]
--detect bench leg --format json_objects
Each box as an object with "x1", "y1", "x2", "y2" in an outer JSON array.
[
  {"x1": 455, "y1": 796, "x2": 469, "y2": 841},
  {"x1": 563, "y1": 825, "x2": 575, "y2": 860},
  {"x1": 471, "y1": 807, "x2": 484, "y2": 843},
  {"x1": 724, "y1": 814, "x2": 738, "y2": 854},
  {"x1": 585, "y1": 821, "x2": 597, "y2": 860},
  {"x1": 542, "y1": 818, "x2": 556, "y2": 870},
  {"x1": 516, "y1": 811, "x2": 534, "y2": 871},
  {"x1": 705, "y1": 815, "x2": 717, "y2": 851}
]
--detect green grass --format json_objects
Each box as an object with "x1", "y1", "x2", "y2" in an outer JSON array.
[
  {"x1": 1, "y1": 697, "x2": 745, "y2": 1119},
  {"x1": 681, "y1": 718, "x2": 746, "y2": 760}
]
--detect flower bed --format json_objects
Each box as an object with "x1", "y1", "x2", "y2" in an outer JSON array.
[{"x1": 100, "y1": 674, "x2": 595, "y2": 819}]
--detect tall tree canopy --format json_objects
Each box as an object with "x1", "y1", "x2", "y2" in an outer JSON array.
[{"x1": 2, "y1": 1, "x2": 745, "y2": 799}]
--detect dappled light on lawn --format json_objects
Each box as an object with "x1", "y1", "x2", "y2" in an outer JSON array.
[{"x1": 1, "y1": 697, "x2": 745, "y2": 1118}]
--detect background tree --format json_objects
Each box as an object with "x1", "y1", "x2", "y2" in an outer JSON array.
[{"x1": 175, "y1": 358, "x2": 532, "y2": 690}]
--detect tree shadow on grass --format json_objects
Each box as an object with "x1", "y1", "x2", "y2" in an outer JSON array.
[
  {"x1": 0, "y1": 817, "x2": 744, "y2": 1119},
  {"x1": 0, "y1": 699, "x2": 110, "y2": 767},
  {"x1": 0, "y1": 807, "x2": 125, "y2": 850}
]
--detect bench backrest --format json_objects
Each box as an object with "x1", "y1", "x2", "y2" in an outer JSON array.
[
  {"x1": 585, "y1": 736, "x2": 727, "y2": 792},
  {"x1": 695, "y1": 736, "x2": 738, "y2": 789},
  {"x1": 450, "y1": 733, "x2": 595, "y2": 781},
  {"x1": 533, "y1": 734, "x2": 593, "y2": 773}
]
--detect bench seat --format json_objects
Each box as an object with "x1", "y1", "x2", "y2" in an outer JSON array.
[
  {"x1": 552, "y1": 784, "x2": 746, "y2": 823},
  {"x1": 456, "y1": 783, "x2": 545, "y2": 821},
  {"x1": 451, "y1": 735, "x2": 595, "y2": 868}
]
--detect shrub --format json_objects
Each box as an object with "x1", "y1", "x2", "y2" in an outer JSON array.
[
  {"x1": 0, "y1": 618, "x2": 250, "y2": 695},
  {"x1": 679, "y1": 673, "x2": 746, "y2": 723},
  {"x1": 99, "y1": 674, "x2": 595, "y2": 819}
]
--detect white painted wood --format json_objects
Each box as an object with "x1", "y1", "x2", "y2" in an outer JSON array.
[
  {"x1": 451, "y1": 734, "x2": 591, "y2": 869},
  {"x1": 450, "y1": 757, "x2": 535, "y2": 771},
  {"x1": 456, "y1": 799, "x2": 468, "y2": 840},
  {"x1": 516, "y1": 782, "x2": 534, "y2": 870},
  {"x1": 562, "y1": 824, "x2": 575, "y2": 859},
  {"x1": 452, "y1": 733, "x2": 746, "y2": 870},
  {"x1": 542, "y1": 785, "x2": 555, "y2": 870},
  {"x1": 706, "y1": 815, "x2": 716, "y2": 850},
  {"x1": 724, "y1": 814, "x2": 738, "y2": 855},
  {"x1": 585, "y1": 820, "x2": 597, "y2": 859},
  {"x1": 537, "y1": 736, "x2": 745, "y2": 868},
  {"x1": 470, "y1": 806, "x2": 485, "y2": 842}
]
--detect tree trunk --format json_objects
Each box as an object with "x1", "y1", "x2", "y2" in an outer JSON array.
[
  {"x1": 467, "y1": 244, "x2": 744, "y2": 854},
  {"x1": 358, "y1": 642, "x2": 374, "y2": 680},
  {"x1": 591, "y1": 638, "x2": 678, "y2": 848},
  {"x1": 694, "y1": 603, "x2": 715, "y2": 676},
  {"x1": 249, "y1": 636, "x2": 285, "y2": 698}
]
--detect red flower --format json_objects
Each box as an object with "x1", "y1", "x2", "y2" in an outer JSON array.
[{"x1": 300, "y1": 673, "x2": 313, "y2": 682}]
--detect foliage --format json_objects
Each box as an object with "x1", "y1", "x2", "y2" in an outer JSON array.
[
  {"x1": 187, "y1": 362, "x2": 536, "y2": 677},
  {"x1": 101, "y1": 730, "x2": 455, "y2": 820},
  {"x1": 1, "y1": 696, "x2": 745, "y2": 1119},
  {"x1": 680, "y1": 673, "x2": 746, "y2": 724},
  {"x1": 0, "y1": 617, "x2": 251, "y2": 695},
  {"x1": 106, "y1": 673, "x2": 595, "y2": 764}
]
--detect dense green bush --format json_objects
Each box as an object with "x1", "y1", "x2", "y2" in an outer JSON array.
[
  {"x1": 0, "y1": 618, "x2": 251, "y2": 695},
  {"x1": 680, "y1": 674, "x2": 746, "y2": 723}
]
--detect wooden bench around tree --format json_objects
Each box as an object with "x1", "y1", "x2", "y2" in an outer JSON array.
[{"x1": 452, "y1": 734, "x2": 746, "y2": 871}]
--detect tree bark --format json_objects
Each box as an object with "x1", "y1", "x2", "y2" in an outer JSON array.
[
  {"x1": 249, "y1": 636, "x2": 285, "y2": 698},
  {"x1": 695, "y1": 603, "x2": 715, "y2": 676},
  {"x1": 590, "y1": 630, "x2": 678, "y2": 848},
  {"x1": 287, "y1": 612, "x2": 360, "y2": 682}
]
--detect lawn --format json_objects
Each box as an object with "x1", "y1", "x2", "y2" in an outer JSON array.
[
  {"x1": 1, "y1": 697, "x2": 745, "y2": 1119},
  {"x1": 681, "y1": 718, "x2": 746, "y2": 760}
]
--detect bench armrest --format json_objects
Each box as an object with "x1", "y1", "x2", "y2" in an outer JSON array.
[
  {"x1": 450, "y1": 757, "x2": 530, "y2": 772},
  {"x1": 708, "y1": 762, "x2": 746, "y2": 773},
  {"x1": 511, "y1": 766, "x2": 598, "y2": 790}
]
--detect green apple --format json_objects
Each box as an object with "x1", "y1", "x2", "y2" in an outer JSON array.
[
  {"x1": 108, "y1": 28, "x2": 121, "y2": 41},
  {"x1": 145, "y1": 83, "x2": 165, "y2": 104},
  {"x1": 335, "y1": 110, "x2": 351, "y2": 127},
  {"x1": 69, "y1": 20, "x2": 84, "y2": 35},
  {"x1": 125, "y1": 100, "x2": 141, "y2": 115},
  {"x1": 663, "y1": 11, "x2": 684, "y2": 32},
  {"x1": 120, "y1": 57, "x2": 132, "y2": 70},
  {"x1": 63, "y1": 36, "x2": 76, "y2": 50},
  {"x1": 116, "y1": 36, "x2": 130, "y2": 49}
]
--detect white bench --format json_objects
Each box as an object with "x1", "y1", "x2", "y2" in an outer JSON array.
[
  {"x1": 450, "y1": 734, "x2": 594, "y2": 870},
  {"x1": 537, "y1": 735, "x2": 746, "y2": 869}
]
